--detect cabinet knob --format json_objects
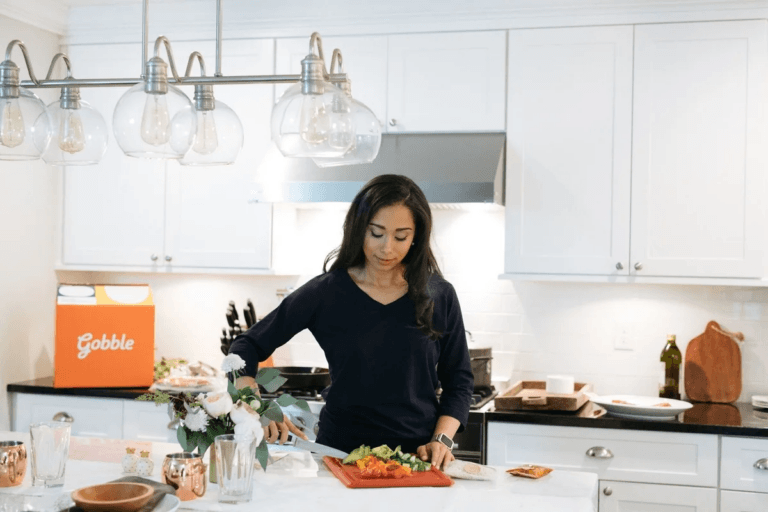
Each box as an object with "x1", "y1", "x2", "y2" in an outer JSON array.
[
  {"x1": 165, "y1": 255, "x2": 172, "y2": 262},
  {"x1": 615, "y1": 262, "x2": 624, "y2": 270},
  {"x1": 150, "y1": 253, "x2": 159, "y2": 261},
  {"x1": 389, "y1": 119, "x2": 397, "y2": 126},
  {"x1": 754, "y1": 458, "x2": 768, "y2": 470},
  {"x1": 586, "y1": 446, "x2": 613, "y2": 459},
  {"x1": 603, "y1": 487, "x2": 613, "y2": 496},
  {"x1": 52, "y1": 412, "x2": 74, "y2": 423},
  {"x1": 634, "y1": 262, "x2": 643, "y2": 271}
]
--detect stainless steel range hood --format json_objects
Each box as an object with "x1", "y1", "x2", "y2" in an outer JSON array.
[{"x1": 256, "y1": 132, "x2": 505, "y2": 205}]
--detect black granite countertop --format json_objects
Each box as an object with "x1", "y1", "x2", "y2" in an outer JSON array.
[
  {"x1": 486, "y1": 401, "x2": 768, "y2": 437},
  {"x1": 7, "y1": 377, "x2": 151, "y2": 400}
]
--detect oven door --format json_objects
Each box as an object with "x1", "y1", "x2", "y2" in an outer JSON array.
[{"x1": 451, "y1": 411, "x2": 485, "y2": 464}]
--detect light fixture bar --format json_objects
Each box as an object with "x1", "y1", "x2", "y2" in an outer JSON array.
[
  {"x1": 141, "y1": 0, "x2": 148, "y2": 79},
  {"x1": 19, "y1": 73, "x2": 347, "y2": 89},
  {"x1": 215, "y1": 0, "x2": 223, "y2": 77}
]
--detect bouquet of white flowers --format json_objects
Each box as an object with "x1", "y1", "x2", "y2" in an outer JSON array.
[{"x1": 137, "y1": 354, "x2": 309, "y2": 471}]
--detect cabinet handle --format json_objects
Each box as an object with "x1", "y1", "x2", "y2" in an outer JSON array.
[
  {"x1": 634, "y1": 262, "x2": 643, "y2": 271},
  {"x1": 150, "y1": 254, "x2": 159, "y2": 261},
  {"x1": 52, "y1": 412, "x2": 74, "y2": 423},
  {"x1": 615, "y1": 262, "x2": 624, "y2": 270},
  {"x1": 586, "y1": 446, "x2": 613, "y2": 459},
  {"x1": 389, "y1": 119, "x2": 397, "y2": 126},
  {"x1": 754, "y1": 458, "x2": 768, "y2": 470},
  {"x1": 603, "y1": 487, "x2": 613, "y2": 496},
  {"x1": 165, "y1": 255, "x2": 173, "y2": 262}
]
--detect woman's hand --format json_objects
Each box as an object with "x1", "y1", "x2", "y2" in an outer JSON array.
[
  {"x1": 416, "y1": 441, "x2": 454, "y2": 471},
  {"x1": 234, "y1": 376, "x2": 309, "y2": 444}
]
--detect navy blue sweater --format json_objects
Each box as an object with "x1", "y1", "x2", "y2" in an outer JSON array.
[{"x1": 228, "y1": 268, "x2": 473, "y2": 453}]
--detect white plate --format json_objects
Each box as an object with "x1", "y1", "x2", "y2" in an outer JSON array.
[
  {"x1": 589, "y1": 394, "x2": 692, "y2": 420},
  {"x1": 155, "y1": 494, "x2": 181, "y2": 512},
  {"x1": 152, "y1": 376, "x2": 216, "y2": 393}
]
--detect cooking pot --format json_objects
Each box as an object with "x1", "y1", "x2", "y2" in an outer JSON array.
[
  {"x1": 268, "y1": 366, "x2": 330, "y2": 391},
  {"x1": 467, "y1": 331, "x2": 492, "y2": 391}
]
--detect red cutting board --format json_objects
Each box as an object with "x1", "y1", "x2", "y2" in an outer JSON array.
[
  {"x1": 323, "y1": 457, "x2": 454, "y2": 489},
  {"x1": 684, "y1": 320, "x2": 742, "y2": 403}
]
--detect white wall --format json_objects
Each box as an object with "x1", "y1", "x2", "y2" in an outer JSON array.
[
  {"x1": 58, "y1": 206, "x2": 768, "y2": 404},
  {"x1": 0, "y1": 15, "x2": 61, "y2": 430}
]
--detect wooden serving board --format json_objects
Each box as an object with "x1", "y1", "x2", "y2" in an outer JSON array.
[
  {"x1": 684, "y1": 320, "x2": 743, "y2": 403},
  {"x1": 322, "y1": 457, "x2": 454, "y2": 489},
  {"x1": 494, "y1": 381, "x2": 592, "y2": 411}
]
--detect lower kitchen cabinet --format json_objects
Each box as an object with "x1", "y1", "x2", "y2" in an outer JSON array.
[
  {"x1": 721, "y1": 436, "x2": 768, "y2": 494},
  {"x1": 599, "y1": 481, "x2": 717, "y2": 512},
  {"x1": 720, "y1": 490, "x2": 768, "y2": 511},
  {"x1": 10, "y1": 392, "x2": 176, "y2": 443}
]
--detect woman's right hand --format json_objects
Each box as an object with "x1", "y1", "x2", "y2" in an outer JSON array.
[{"x1": 235, "y1": 376, "x2": 309, "y2": 444}]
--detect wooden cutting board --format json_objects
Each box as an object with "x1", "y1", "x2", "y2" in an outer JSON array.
[{"x1": 684, "y1": 321, "x2": 743, "y2": 403}]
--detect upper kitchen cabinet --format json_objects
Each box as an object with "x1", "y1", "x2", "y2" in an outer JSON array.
[
  {"x1": 275, "y1": 31, "x2": 506, "y2": 132},
  {"x1": 60, "y1": 39, "x2": 274, "y2": 271},
  {"x1": 630, "y1": 21, "x2": 767, "y2": 279},
  {"x1": 504, "y1": 26, "x2": 634, "y2": 276},
  {"x1": 504, "y1": 20, "x2": 768, "y2": 282}
]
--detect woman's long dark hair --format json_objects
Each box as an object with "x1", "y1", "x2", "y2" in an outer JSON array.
[{"x1": 323, "y1": 174, "x2": 442, "y2": 340}]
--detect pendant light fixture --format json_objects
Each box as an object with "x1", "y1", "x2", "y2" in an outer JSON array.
[
  {"x1": 271, "y1": 33, "x2": 356, "y2": 158},
  {"x1": 312, "y1": 50, "x2": 382, "y2": 168},
  {"x1": 112, "y1": 36, "x2": 196, "y2": 159},
  {"x1": 40, "y1": 54, "x2": 108, "y2": 166},
  {"x1": 178, "y1": 52, "x2": 243, "y2": 166},
  {"x1": 0, "y1": 40, "x2": 51, "y2": 161}
]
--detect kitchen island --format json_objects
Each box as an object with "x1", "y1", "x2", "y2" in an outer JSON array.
[{"x1": 0, "y1": 432, "x2": 598, "y2": 512}]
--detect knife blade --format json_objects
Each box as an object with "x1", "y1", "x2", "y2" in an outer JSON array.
[{"x1": 284, "y1": 434, "x2": 349, "y2": 459}]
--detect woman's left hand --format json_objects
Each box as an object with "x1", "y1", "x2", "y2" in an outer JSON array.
[{"x1": 416, "y1": 441, "x2": 455, "y2": 471}]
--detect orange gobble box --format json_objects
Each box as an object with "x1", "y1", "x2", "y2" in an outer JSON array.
[{"x1": 54, "y1": 284, "x2": 155, "y2": 388}]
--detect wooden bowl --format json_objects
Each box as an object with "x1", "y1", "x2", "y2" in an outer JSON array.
[{"x1": 71, "y1": 482, "x2": 154, "y2": 512}]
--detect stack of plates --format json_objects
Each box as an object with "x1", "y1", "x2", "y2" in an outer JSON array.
[{"x1": 751, "y1": 395, "x2": 768, "y2": 409}]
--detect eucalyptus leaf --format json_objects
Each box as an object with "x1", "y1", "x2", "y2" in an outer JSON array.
[
  {"x1": 255, "y1": 440, "x2": 269, "y2": 472},
  {"x1": 177, "y1": 426, "x2": 190, "y2": 451},
  {"x1": 263, "y1": 401, "x2": 284, "y2": 423},
  {"x1": 276, "y1": 394, "x2": 297, "y2": 407},
  {"x1": 227, "y1": 379, "x2": 238, "y2": 397},
  {"x1": 259, "y1": 415, "x2": 271, "y2": 427},
  {"x1": 198, "y1": 438, "x2": 211, "y2": 457},
  {"x1": 263, "y1": 376, "x2": 288, "y2": 393},
  {"x1": 255, "y1": 368, "x2": 281, "y2": 386},
  {"x1": 294, "y1": 399, "x2": 311, "y2": 412}
]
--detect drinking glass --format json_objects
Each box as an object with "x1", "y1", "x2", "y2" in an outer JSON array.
[
  {"x1": 29, "y1": 421, "x2": 71, "y2": 487},
  {"x1": 214, "y1": 434, "x2": 258, "y2": 503}
]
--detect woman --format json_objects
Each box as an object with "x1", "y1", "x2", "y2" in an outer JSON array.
[{"x1": 228, "y1": 174, "x2": 473, "y2": 470}]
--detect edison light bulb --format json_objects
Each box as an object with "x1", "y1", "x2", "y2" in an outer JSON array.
[
  {"x1": 58, "y1": 110, "x2": 86, "y2": 154},
  {"x1": 327, "y1": 94, "x2": 354, "y2": 150},
  {"x1": 192, "y1": 110, "x2": 218, "y2": 155},
  {"x1": 0, "y1": 98, "x2": 25, "y2": 148},
  {"x1": 299, "y1": 95, "x2": 328, "y2": 145},
  {"x1": 140, "y1": 93, "x2": 171, "y2": 146}
]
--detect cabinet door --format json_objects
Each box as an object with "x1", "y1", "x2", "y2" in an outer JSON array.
[
  {"x1": 504, "y1": 26, "x2": 633, "y2": 275},
  {"x1": 163, "y1": 39, "x2": 273, "y2": 269},
  {"x1": 720, "y1": 490, "x2": 768, "y2": 511},
  {"x1": 599, "y1": 481, "x2": 717, "y2": 512},
  {"x1": 387, "y1": 31, "x2": 506, "y2": 132},
  {"x1": 11, "y1": 393, "x2": 123, "y2": 439},
  {"x1": 721, "y1": 436, "x2": 768, "y2": 493},
  {"x1": 123, "y1": 400, "x2": 177, "y2": 443},
  {"x1": 275, "y1": 35, "x2": 388, "y2": 129},
  {"x1": 62, "y1": 43, "x2": 166, "y2": 267},
  {"x1": 631, "y1": 21, "x2": 768, "y2": 278}
]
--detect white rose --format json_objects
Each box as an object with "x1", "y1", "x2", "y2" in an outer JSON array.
[
  {"x1": 230, "y1": 400, "x2": 261, "y2": 425},
  {"x1": 201, "y1": 391, "x2": 234, "y2": 418},
  {"x1": 234, "y1": 418, "x2": 264, "y2": 446}
]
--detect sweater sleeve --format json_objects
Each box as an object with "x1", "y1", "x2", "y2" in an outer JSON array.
[
  {"x1": 228, "y1": 277, "x2": 321, "y2": 378},
  {"x1": 435, "y1": 281, "x2": 474, "y2": 432}
]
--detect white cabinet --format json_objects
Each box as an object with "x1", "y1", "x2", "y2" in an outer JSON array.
[
  {"x1": 504, "y1": 20, "x2": 768, "y2": 281},
  {"x1": 60, "y1": 40, "x2": 274, "y2": 271},
  {"x1": 720, "y1": 490, "x2": 768, "y2": 511},
  {"x1": 599, "y1": 481, "x2": 717, "y2": 512},
  {"x1": 721, "y1": 436, "x2": 768, "y2": 494},
  {"x1": 505, "y1": 26, "x2": 633, "y2": 276},
  {"x1": 276, "y1": 31, "x2": 506, "y2": 133}
]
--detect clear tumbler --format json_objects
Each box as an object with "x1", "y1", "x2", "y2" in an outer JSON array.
[
  {"x1": 29, "y1": 421, "x2": 71, "y2": 487},
  {"x1": 214, "y1": 434, "x2": 258, "y2": 503}
]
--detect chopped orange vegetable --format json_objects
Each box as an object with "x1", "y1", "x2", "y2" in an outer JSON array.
[{"x1": 356, "y1": 455, "x2": 413, "y2": 479}]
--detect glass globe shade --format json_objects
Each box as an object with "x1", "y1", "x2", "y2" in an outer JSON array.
[
  {"x1": 178, "y1": 99, "x2": 244, "y2": 166},
  {"x1": 0, "y1": 89, "x2": 50, "y2": 161},
  {"x1": 39, "y1": 99, "x2": 108, "y2": 166},
  {"x1": 270, "y1": 82, "x2": 355, "y2": 158},
  {"x1": 112, "y1": 82, "x2": 195, "y2": 159},
  {"x1": 312, "y1": 98, "x2": 382, "y2": 167}
]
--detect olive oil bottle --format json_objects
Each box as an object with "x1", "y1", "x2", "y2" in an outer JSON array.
[{"x1": 659, "y1": 334, "x2": 682, "y2": 400}]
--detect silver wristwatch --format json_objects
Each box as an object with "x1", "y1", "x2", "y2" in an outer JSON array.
[{"x1": 431, "y1": 432, "x2": 455, "y2": 451}]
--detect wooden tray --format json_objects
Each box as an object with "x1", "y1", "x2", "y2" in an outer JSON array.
[
  {"x1": 322, "y1": 457, "x2": 454, "y2": 489},
  {"x1": 494, "y1": 381, "x2": 592, "y2": 411}
]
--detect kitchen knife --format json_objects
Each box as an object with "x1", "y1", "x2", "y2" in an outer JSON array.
[
  {"x1": 229, "y1": 301, "x2": 239, "y2": 321},
  {"x1": 226, "y1": 309, "x2": 235, "y2": 328},
  {"x1": 283, "y1": 434, "x2": 349, "y2": 459},
  {"x1": 247, "y1": 299, "x2": 257, "y2": 325},
  {"x1": 243, "y1": 308, "x2": 253, "y2": 328}
]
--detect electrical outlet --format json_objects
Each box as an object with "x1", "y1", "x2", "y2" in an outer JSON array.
[{"x1": 614, "y1": 326, "x2": 634, "y2": 351}]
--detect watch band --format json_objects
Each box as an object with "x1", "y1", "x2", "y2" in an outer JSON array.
[{"x1": 431, "y1": 433, "x2": 454, "y2": 450}]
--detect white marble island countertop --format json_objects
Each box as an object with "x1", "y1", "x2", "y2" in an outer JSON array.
[{"x1": 0, "y1": 432, "x2": 597, "y2": 512}]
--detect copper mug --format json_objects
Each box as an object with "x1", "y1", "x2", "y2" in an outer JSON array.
[
  {"x1": 0, "y1": 441, "x2": 27, "y2": 487},
  {"x1": 161, "y1": 453, "x2": 207, "y2": 501}
]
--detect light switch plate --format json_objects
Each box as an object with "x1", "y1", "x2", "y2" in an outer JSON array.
[{"x1": 614, "y1": 326, "x2": 634, "y2": 351}]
